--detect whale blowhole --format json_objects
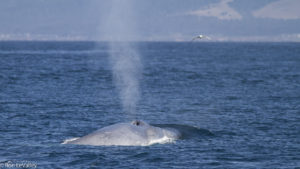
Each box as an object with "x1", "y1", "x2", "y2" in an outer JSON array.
[{"x1": 131, "y1": 120, "x2": 145, "y2": 126}]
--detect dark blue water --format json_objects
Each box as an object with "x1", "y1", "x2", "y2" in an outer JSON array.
[{"x1": 0, "y1": 41, "x2": 299, "y2": 168}]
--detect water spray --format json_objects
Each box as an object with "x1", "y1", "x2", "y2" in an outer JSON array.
[{"x1": 105, "y1": 0, "x2": 142, "y2": 119}]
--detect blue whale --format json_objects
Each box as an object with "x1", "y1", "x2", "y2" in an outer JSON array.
[{"x1": 63, "y1": 120, "x2": 181, "y2": 146}]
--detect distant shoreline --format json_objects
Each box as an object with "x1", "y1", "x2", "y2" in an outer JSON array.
[{"x1": 0, "y1": 40, "x2": 299, "y2": 43}]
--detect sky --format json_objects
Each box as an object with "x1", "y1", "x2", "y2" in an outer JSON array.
[{"x1": 0, "y1": 0, "x2": 300, "y2": 41}]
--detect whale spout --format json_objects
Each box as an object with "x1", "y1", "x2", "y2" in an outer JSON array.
[{"x1": 63, "y1": 120, "x2": 181, "y2": 146}]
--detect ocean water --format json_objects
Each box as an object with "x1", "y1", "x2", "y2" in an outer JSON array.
[{"x1": 0, "y1": 41, "x2": 299, "y2": 168}]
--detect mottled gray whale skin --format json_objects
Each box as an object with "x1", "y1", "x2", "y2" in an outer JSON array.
[{"x1": 63, "y1": 120, "x2": 181, "y2": 146}]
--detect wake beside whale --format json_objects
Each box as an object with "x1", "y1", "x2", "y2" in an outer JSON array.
[{"x1": 63, "y1": 120, "x2": 181, "y2": 146}]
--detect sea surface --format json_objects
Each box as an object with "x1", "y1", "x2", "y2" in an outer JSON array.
[{"x1": 0, "y1": 41, "x2": 299, "y2": 168}]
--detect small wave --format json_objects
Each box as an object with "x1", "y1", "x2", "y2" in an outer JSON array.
[
  {"x1": 146, "y1": 135, "x2": 177, "y2": 146},
  {"x1": 62, "y1": 137, "x2": 80, "y2": 144},
  {"x1": 152, "y1": 124, "x2": 214, "y2": 140}
]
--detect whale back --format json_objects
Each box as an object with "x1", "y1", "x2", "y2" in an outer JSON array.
[{"x1": 64, "y1": 120, "x2": 180, "y2": 146}]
